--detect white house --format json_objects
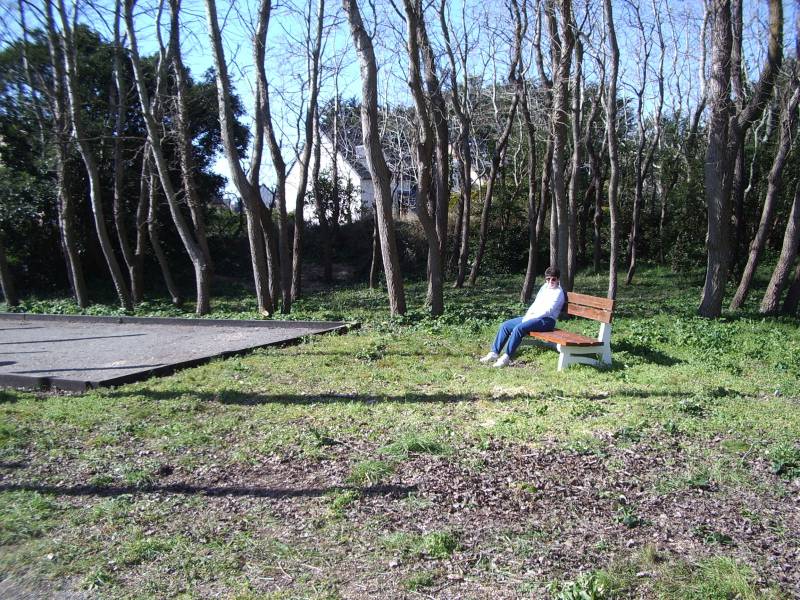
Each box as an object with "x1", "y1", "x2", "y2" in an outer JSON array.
[
  {"x1": 285, "y1": 131, "x2": 416, "y2": 224},
  {"x1": 285, "y1": 131, "x2": 374, "y2": 224}
]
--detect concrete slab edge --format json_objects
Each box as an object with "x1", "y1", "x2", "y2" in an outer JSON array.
[
  {"x1": 0, "y1": 312, "x2": 351, "y2": 329},
  {"x1": 0, "y1": 321, "x2": 358, "y2": 393}
]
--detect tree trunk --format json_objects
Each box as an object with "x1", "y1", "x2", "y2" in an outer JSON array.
[
  {"x1": 549, "y1": 196, "x2": 558, "y2": 265},
  {"x1": 537, "y1": 138, "x2": 553, "y2": 241},
  {"x1": 520, "y1": 80, "x2": 539, "y2": 304},
  {"x1": 253, "y1": 0, "x2": 292, "y2": 314},
  {"x1": 125, "y1": 0, "x2": 211, "y2": 315},
  {"x1": 700, "y1": 0, "x2": 782, "y2": 317},
  {"x1": 760, "y1": 182, "x2": 800, "y2": 314},
  {"x1": 111, "y1": 0, "x2": 138, "y2": 303},
  {"x1": 548, "y1": 0, "x2": 573, "y2": 287},
  {"x1": 148, "y1": 170, "x2": 183, "y2": 306},
  {"x1": 603, "y1": 0, "x2": 620, "y2": 299},
  {"x1": 402, "y1": 0, "x2": 444, "y2": 316},
  {"x1": 468, "y1": 93, "x2": 521, "y2": 286},
  {"x1": 419, "y1": 16, "x2": 449, "y2": 264},
  {"x1": 29, "y1": 0, "x2": 87, "y2": 307},
  {"x1": 449, "y1": 191, "x2": 463, "y2": 276},
  {"x1": 0, "y1": 234, "x2": 18, "y2": 306},
  {"x1": 626, "y1": 132, "x2": 645, "y2": 285},
  {"x1": 343, "y1": 0, "x2": 406, "y2": 315},
  {"x1": 731, "y1": 86, "x2": 799, "y2": 310},
  {"x1": 566, "y1": 34, "x2": 582, "y2": 292},
  {"x1": 730, "y1": 141, "x2": 747, "y2": 272},
  {"x1": 442, "y1": 2, "x2": 473, "y2": 289},
  {"x1": 132, "y1": 150, "x2": 149, "y2": 303},
  {"x1": 311, "y1": 111, "x2": 332, "y2": 284},
  {"x1": 169, "y1": 0, "x2": 213, "y2": 273},
  {"x1": 56, "y1": 179, "x2": 88, "y2": 308},
  {"x1": 369, "y1": 215, "x2": 380, "y2": 289},
  {"x1": 593, "y1": 159, "x2": 604, "y2": 273},
  {"x1": 291, "y1": 0, "x2": 325, "y2": 301},
  {"x1": 782, "y1": 261, "x2": 800, "y2": 316},
  {"x1": 258, "y1": 206, "x2": 280, "y2": 307}
]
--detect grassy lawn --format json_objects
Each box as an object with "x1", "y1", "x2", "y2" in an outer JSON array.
[{"x1": 1, "y1": 267, "x2": 799, "y2": 598}]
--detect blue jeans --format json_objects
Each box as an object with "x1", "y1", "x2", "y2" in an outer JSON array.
[{"x1": 491, "y1": 316, "x2": 556, "y2": 358}]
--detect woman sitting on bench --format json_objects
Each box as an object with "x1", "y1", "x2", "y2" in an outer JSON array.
[{"x1": 480, "y1": 266, "x2": 565, "y2": 368}]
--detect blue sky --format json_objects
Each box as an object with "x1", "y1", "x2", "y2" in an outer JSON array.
[{"x1": 2, "y1": 0, "x2": 797, "y2": 194}]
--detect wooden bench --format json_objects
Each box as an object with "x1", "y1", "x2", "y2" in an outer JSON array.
[{"x1": 522, "y1": 292, "x2": 615, "y2": 371}]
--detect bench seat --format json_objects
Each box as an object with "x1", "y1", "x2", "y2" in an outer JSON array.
[
  {"x1": 529, "y1": 329, "x2": 603, "y2": 347},
  {"x1": 522, "y1": 291, "x2": 615, "y2": 371}
]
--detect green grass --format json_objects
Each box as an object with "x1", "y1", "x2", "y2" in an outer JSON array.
[{"x1": 1, "y1": 266, "x2": 799, "y2": 597}]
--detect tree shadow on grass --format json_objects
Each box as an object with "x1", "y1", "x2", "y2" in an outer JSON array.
[
  {"x1": 109, "y1": 389, "x2": 491, "y2": 406},
  {"x1": 104, "y1": 386, "x2": 696, "y2": 406},
  {"x1": 615, "y1": 341, "x2": 683, "y2": 366},
  {"x1": 0, "y1": 482, "x2": 415, "y2": 500}
]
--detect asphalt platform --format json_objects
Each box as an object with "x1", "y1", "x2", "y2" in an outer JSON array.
[{"x1": 0, "y1": 313, "x2": 349, "y2": 391}]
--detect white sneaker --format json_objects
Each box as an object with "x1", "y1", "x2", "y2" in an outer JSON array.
[
  {"x1": 493, "y1": 354, "x2": 511, "y2": 368},
  {"x1": 480, "y1": 351, "x2": 499, "y2": 363}
]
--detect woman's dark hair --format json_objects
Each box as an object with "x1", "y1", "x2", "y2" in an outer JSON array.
[{"x1": 544, "y1": 266, "x2": 560, "y2": 279}]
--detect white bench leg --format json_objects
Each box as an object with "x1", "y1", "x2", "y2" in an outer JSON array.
[
  {"x1": 557, "y1": 351, "x2": 568, "y2": 371},
  {"x1": 601, "y1": 345, "x2": 612, "y2": 365},
  {"x1": 599, "y1": 323, "x2": 612, "y2": 366}
]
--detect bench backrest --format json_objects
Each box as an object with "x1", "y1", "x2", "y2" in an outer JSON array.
[{"x1": 564, "y1": 292, "x2": 615, "y2": 324}]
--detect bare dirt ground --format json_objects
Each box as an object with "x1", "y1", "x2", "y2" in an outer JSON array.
[{"x1": 3, "y1": 432, "x2": 798, "y2": 597}]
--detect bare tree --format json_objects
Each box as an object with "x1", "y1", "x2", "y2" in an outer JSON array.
[
  {"x1": 53, "y1": 0, "x2": 132, "y2": 310},
  {"x1": 204, "y1": 0, "x2": 273, "y2": 315},
  {"x1": 547, "y1": 0, "x2": 573, "y2": 287},
  {"x1": 565, "y1": 19, "x2": 583, "y2": 292},
  {"x1": 342, "y1": 0, "x2": 406, "y2": 315},
  {"x1": 418, "y1": 4, "x2": 449, "y2": 267},
  {"x1": 440, "y1": 0, "x2": 475, "y2": 288},
  {"x1": 624, "y1": 0, "x2": 664, "y2": 285},
  {"x1": 760, "y1": 182, "x2": 800, "y2": 314},
  {"x1": 253, "y1": 0, "x2": 293, "y2": 313},
  {"x1": 731, "y1": 82, "x2": 799, "y2": 310},
  {"x1": 291, "y1": 0, "x2": 326, "y2": 301},
  {"x1": 168, "y1": 0, "x2": 213, "y2": 273},
  {"x1": 699, "y1": 0, "x2": 782, "y2": 318},
  {"x1": 111, "y1": 0, "x2": 140, "y2": 303},
  {"x1": 29, "y1": 0, "x2": 88, "y2": 307},
  {"x1": 758, "y1": 14, "x2": 800, "y2": 315},
  {"x1": 401, "y1": 0, "x2": 444, "y2": 315},
  {"x1": 467, "y1": 0, "x2": 524, "y2": 286},
  {"x1": 125, "y1": 0, "x2": 212, "y2": 315},
  {"x1": 526, "y1": 0, "x2": 555, "y2": 288}
]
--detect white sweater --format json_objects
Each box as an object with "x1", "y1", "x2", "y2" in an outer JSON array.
[{"x1": 522, "y1": 284, "x2": 565, "y2": 323}]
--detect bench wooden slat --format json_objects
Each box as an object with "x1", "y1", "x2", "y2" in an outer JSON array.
[
  {"x1": 566, "y1": 303, "x2": 613, "y2": 323},
  {"x1": 566, "y1": 292, "x2": 614, "y2": 311},
  {"x1": 529, "y1": 329, "x2": 604, "y2": 347}
]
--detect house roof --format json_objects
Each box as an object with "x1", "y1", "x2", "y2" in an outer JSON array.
[{"x1": 320, "y1": 130, "x2": 372, "y2": 181}]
